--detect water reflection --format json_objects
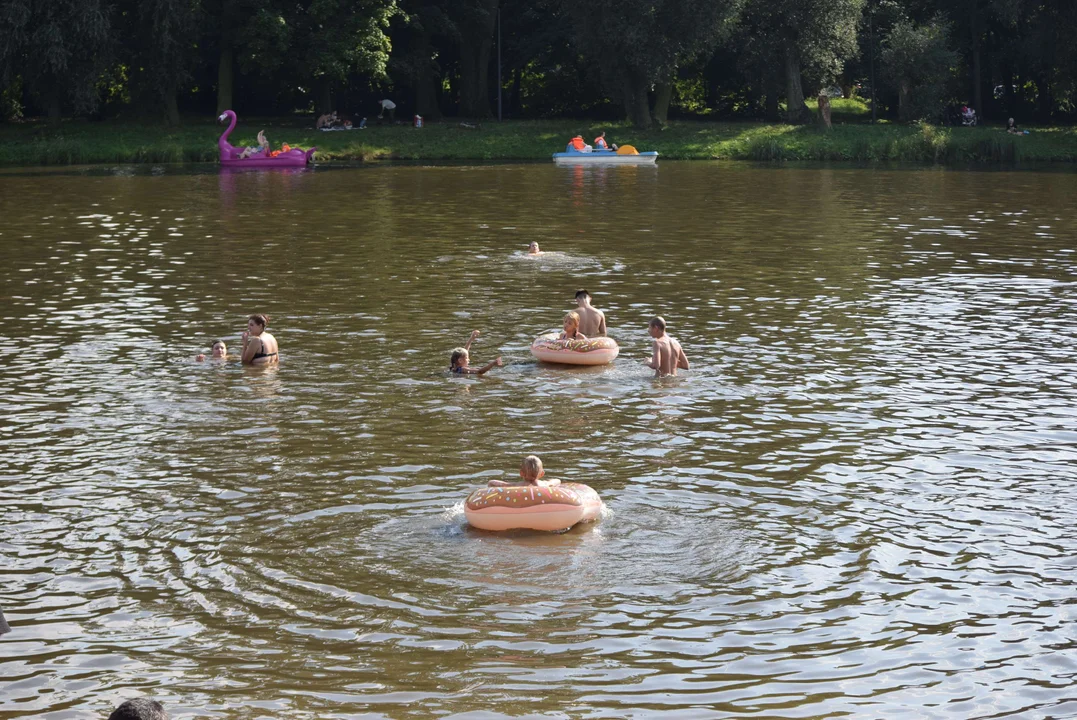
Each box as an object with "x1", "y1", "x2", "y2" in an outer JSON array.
[{"x1": 1, "y1": 162, "x2": 1076, "y2": 718}]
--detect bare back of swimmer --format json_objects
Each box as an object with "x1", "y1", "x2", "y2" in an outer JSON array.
[{"x1": 574, "y1": 289, "x2": 606, "y2": 337}]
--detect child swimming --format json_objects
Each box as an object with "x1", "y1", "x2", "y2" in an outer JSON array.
[
  {"x1": 487, "y1": 455, "x2": 561, "y2": 487},
  {"x1": 195, "y1": 339, "x2": 228, "y2": 362},
  {"x1": 450, "y1": 330, "x2": 503, "y2": 375}
]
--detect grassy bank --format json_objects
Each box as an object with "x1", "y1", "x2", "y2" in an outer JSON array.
[{"x1": 2, "y1": 114, "x2": 1077, "y2": 166}]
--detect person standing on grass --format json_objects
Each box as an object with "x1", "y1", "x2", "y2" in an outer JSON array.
[{"x1": 378, "y1": 99, "x2": 396, "y2": 121}]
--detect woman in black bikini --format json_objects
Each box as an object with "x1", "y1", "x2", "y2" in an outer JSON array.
[{"x1": 241, "y1": 314, "x2": 279, "y2": 365}]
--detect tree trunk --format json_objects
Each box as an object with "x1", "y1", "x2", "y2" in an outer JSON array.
[
  {"x1": 217, "y1": 43, "x2": 234, "y2": 113},
  {"x1": 898, "y1": 80, "x2": 911, "y2": 122},
  {"x1": 1036, "y1": 75, "x2": 1052, "y2": 123},
  {"x1": 971, "y1": 38, "x2": 982, "y2": 120},
  {"x1": 652, "y1": 80, "x2": 673, "y2": 125},
  {"x1": 622, "y1": 71, "x2": 652, "y2": 128},
  {"x1": 316, "y1": 78, "x2": 333, "y2": 116},
  {"x1": 783, "y1": 46, "x2": 812, "y2": 124},
  {"x1": 764, "y1": 74, "x2": 779, "y2": 121},
  {"x1": 457, "y1": 0, "x2": 498, "y2": 118},
  {"x1": 509, "y1": 67, "x2": 522, "y2": 117},
  {"x1": 412, "y1": 31, "x2": 442, "y2": 119},
  {"x1": 164, "y1": 86, "x2": 180, "y2": 126},
  {"x1": 47, "y1": 87, "x2": 61, "y2": 124}
]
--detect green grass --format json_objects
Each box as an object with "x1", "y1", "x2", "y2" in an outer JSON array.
[{"x1": 2, "y1": 114, "x2": 1077, "y2": 166}]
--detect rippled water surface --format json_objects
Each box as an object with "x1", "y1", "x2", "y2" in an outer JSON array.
[{"x1": 2, "y1": 162, "x2": 1076, "y2": 719}]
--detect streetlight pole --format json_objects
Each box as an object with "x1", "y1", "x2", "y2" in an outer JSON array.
[{"x1": 497, "y1": 5, "x2": 502, "y2": 122}]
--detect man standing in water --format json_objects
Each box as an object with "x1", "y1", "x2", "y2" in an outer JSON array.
[
  {"x1": 574, "y1": 289, "x2": 607, "y2": 337},
  {"x1": 645, "y1": 316, "x2": 690, "y2": 377}
]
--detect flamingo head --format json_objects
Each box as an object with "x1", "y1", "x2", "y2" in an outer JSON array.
[{"x1": 217, "y1": 113, "x2": 228, "y2": 123}]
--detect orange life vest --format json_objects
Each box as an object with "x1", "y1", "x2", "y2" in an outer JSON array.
[
  {"x1": 571, "y1": 136, "x2": 586, "y2": 151},
  {"x1": 594, "y1": 136, "x2": 607, "y2": 148}
]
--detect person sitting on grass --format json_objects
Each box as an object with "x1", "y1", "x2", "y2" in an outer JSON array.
[
  {"x1": 487, "y1": 455, "x2": 561, "y2": 488},
  {"x1": 449, "y1": 330, "x2": 503, "y2": 375}
]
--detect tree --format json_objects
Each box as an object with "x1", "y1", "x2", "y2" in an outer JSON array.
[
  {"x1": 286, "y1": 0, "x2": 396, "y2": 115},
  {"x1": 568, "y1": 0, "x2": 743, "y2": 127},
  {"x1": 118, "y1": 0, "x2": 202, "y2": 125},
  {"x1": 880, "y1": 16, "x2": 958, "y2": 121},
  {"x1": 741, "y1": 0, "x2": 863, "y2": 124},
  {"x1": 0, "y1": 0, "x2": 113, "y2": 122}
]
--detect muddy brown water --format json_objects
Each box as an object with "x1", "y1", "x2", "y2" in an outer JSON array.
[{"x1": 1, "y1": 162, "x2": 1075, "y2": 718}]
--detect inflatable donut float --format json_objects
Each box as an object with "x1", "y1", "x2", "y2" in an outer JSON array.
[
  {"x1": 465, "y1": 482, "x2": 604, "y2": 531},
  {"x1": 530, "y1": 333, "x2": 619, "y2": 365}
]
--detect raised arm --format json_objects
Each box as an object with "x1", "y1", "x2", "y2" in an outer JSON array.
[
  {"x1": 463, "y1": 329, "x2": 480, "y2": 352},
  {"x1": 241, "y1": 332, "x2": 259, "y2": 365}
]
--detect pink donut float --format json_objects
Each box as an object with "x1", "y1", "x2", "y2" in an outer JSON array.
[
  {"x1": 530, "y1": 333, "x2": 619, "y2": 365},
  {"x1": 465, "y1": 482, "x2": 604, "y2": 531}
]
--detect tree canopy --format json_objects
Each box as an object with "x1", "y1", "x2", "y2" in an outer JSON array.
[{"x1": 3, "y1": 0, "x2": 1077, "y2": 126}]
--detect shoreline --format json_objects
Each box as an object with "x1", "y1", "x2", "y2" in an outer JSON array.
[{"x1": 2, "y1": 117, "x2": 1075, "y2": 167}]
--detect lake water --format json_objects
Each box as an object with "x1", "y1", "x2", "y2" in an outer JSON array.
[{"x1": 1, "y1": 161, "x2": 1076, "y2": 719}]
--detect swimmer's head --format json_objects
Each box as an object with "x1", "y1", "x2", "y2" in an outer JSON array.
[
  {"x1": 528, "y1": 242, "x2": 541, "y2": 254},
  {"x1": 519, "y1": 455, "x2": 544, "y2": 483},
  {"x1": 211, "y1": 340, "x2": 227, "y2": 358},
  {"x1": 248, "y1": 314, "x2": 269, "y2": 333},
  {"x1": 450, "y1": 347, "x2": 469, "y2": 369},
  {"x1": 575, "y1": 289, "x2": 591, "y2": 303},
  {"x1": 563, "y1": 311, "x2": 580, "y2": 332},
  {"x1": 648, "y1": 316, "x2": 666, "y2": 337}
]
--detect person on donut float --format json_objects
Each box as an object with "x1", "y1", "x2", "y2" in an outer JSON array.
[
  {"x1": 487, "y1": 455, "x2": 560, "y2": 488},
  {"x1": 645, "y1": 316, "x2": 690, "y2": 378},
  {"x1": 574, "y1": 289, "x2": 606, "y2": 337},
  {"x1": 450, "y1": 329, "x2": 503, "y2": 375},
  {"x1": 558, "y1": 311, "x2": 588, "y2": 341}
]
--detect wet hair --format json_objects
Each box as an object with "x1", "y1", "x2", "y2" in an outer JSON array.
[
  {"x1": 575, "y1": 289, "x2": 591, "y2": 300},
  {"x1": 564, "y1": 311, "x2": 580, "y2": 328},
  {"x1": 212, "y1": 339, "x2": 227, "y2": 350},
  {"x1": 520, "y1": 455, "x2": 543, "y2": 480},
  {"x1": 649, "y1": 316, "x2": 666, "y2": 331},
  {"x1": 450, "y1": 347, "x2": 469, "y2": 368},
  {"x1": 108, "y1": 699, "x2": 169, "y2": 720},
  {"x1": 248, "y1": 314, "x2": 269, "y2": 328}
]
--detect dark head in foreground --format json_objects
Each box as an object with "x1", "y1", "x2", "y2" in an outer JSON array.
[{"x1": 108, "y1": 698, "x2": 169, "y2": 720}]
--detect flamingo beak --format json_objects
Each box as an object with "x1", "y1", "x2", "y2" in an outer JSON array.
[{"x1": 217, "y1": 113, "x2": 227, "y2": 122}]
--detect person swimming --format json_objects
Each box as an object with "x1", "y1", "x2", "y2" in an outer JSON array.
[
  {"x1": 449, "y1": 330, "x2": 503, "y2": 375},
  {"x1": 195, "y1": 339, "x2": 228, "y2": 362},
  {"x1": 528, "y1": 242, "x2": 544, "y2": 255}
]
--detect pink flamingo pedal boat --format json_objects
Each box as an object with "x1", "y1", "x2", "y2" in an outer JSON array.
[{"x1": 217, "y1": 110, "x2": 316, "y2": 168}]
